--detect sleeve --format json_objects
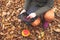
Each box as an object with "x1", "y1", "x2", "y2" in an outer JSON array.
[
  {"x1": 34, "y1": 0, "x2": 54, "y2": 16},
  {"x1": 23, "y1": 0, "x2": 32, "y2": 10}
]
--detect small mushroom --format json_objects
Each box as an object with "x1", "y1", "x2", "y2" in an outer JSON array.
[{"x1": 40, "y1": 32, "x2": 44, "y2": 38}]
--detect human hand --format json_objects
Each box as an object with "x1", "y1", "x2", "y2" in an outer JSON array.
[
  {"x1": 31, "y1": 17, "x2": 41, "y2": 27},
  {"x1": 44, "y1": 9, "x2": 55, "y2": 22}
]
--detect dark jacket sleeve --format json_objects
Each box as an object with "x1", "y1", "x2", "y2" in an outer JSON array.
[
  {"x1": 23, "y1": 0, "x2": 32, "y2": 10},
  {"x1": 35, "y1": 0, "x2": 54, "y2": 16}
]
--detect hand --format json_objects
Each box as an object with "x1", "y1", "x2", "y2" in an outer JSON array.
[
  {"x1": 20, "y1": 9, "x2": 26, "y2": 14},
  {"x1": 27, "y1": 13, "x2": 36, "y2": 19},
  {"x1": 44, "y1": 9, "x2": 55, "y2": 22},
  {"x1": 31, "y1": 17, "x2": 41, "y2": 27}
]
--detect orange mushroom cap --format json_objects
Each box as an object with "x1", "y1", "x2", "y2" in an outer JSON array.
[{"x1": 22, "y1": 29, "x2": 30, "y2": 37}]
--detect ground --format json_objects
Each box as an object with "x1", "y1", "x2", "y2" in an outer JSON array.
[{"x1": 0, "y1": 0, "x2": 60, "y2": 40}]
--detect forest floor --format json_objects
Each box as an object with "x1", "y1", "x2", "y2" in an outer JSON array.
[{"x1": 0, "y1": 0, "x2": 60, "y2": 40}]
